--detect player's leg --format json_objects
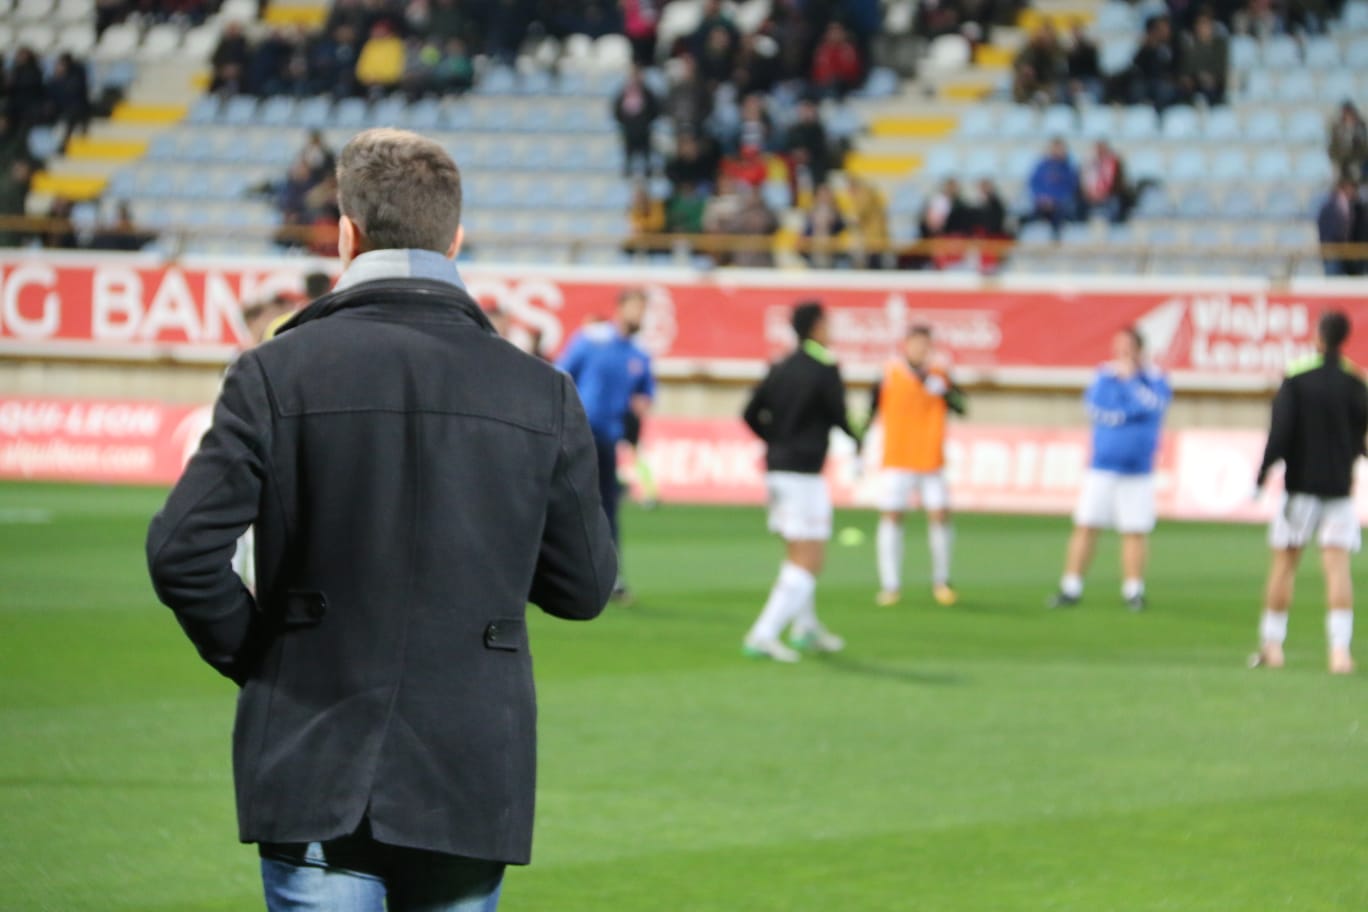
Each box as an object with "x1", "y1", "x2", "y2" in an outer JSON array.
[
  {"x1": 746, "y1": 474, "x2": 823, "y2": 662},
  {"x1": 1256, "y1": 494, "x2": 1319, "y2": 668},
  {"x1": 788, "y1": 537, "x2": 845, "y2": 654},
  {"x1": 1052, "y1": 471, "x2": 1111, "y2": 607},
  {"x1": 923, "y1": 474, "x2": 956, "y2": 606},
  {"x1": 1318, "y1": 497, "x2": 1359, "y2": 673},
  {"x1": 1117, "y1": 474, "x2": 1157, "y2": 611},
  {"x1": 875, "y1": 471, "x2": 912, "y2": 605},
  {"x1": 594, "y1": 434, "x2": 629, "y2": 600}
]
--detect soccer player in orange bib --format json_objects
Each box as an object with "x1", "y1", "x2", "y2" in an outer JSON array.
[{"x1": 871, "y1": 325, "x2": 966, "y2": 607}]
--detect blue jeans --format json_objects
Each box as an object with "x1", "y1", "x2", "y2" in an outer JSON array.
[
  {"x1": 595, "y1": 433, "x2": 621, "y2": 547},
  {"x1": 260, "y1": 827, "x2": 505, "y2": 912}
]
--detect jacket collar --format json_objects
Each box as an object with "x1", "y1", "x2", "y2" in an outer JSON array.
[
  {"x1": 276, "y1": 276, "x2": 494, "y2": 337},
  {"x1": 332, "y1": 248, "x2": 468, "y2": 293}
]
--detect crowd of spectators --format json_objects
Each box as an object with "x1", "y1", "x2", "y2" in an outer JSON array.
[
  {"x1": 3, "y1": 49, "x2": 94, "y2": 147},
  {"x1": 259, "y1": 130, "x2": 342, "y2": 255},
  {"x1": 96, "y1": 0, "x2": 225, "y2": 38},
  {"x1": 1319, "y1": 99, "x2": 1368, "y2": 274},
  {"x1": 1013, "y1": 7, "x2": 1229, "y2": 109}
]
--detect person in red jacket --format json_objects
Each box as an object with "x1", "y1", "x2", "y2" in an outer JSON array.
[{"x1": 811, "y1": 22, "x2": 863, "y2": 98}]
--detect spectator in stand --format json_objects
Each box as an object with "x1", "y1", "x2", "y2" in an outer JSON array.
[
  {"x1": 802, "y1": 182, "x2": 847, "y2": 268},
  {"x1": 1179, "y1": 9, "x2": 1228, "y2": 106},
  {"x1": 734, "y1": 92, "x2": 776, "y2": 153},
  {"x1": 665, "y1": 133, "x2": 717, "y2": 190},
  {"x1": 42, "y1": 197, "x2": 77, "y2": 249},
  {"x1": 731, "y1": 184, "x2": 779, "y2": 267},
  {"x1": 96, "y1": 0, "x2": 129, "y2": 37},
  {"x1": 721, "y1": 143, "x2": 768, "y2": 190},
  {"x1": 356, "y1": 21, "x2": 406, "y2": 96},
  {"x1": 973, "y1": 177, "x2": 1010, "y2": 237},
  {"x1": 1318, "y1": 178, "x2": 1360, "y2": 275},
  {"x1": 247, "y1": 26, "x2": 293, "y2": 96},
  {"x1": 90, "y1": 201, "x2": 155, "y2": 251},
  {"x1": 697, "y1": 23, "x2": 741, "y2": 87},
  {"x1": 625, "y1": 180, "x2": 666, "y2": 256},
  {"x1": 1025, "y1": 138, "x2": 1080, "y2": 236},
  {"x1": 692, "y1": 0, "x2": 741, "y2": 63},
  {"x1": 308, "y1": 25, "x2": 359, "y2": 97},
  {"x1": 427, "y1": 0, "x2": 467, "y2": 40},
  {"x1": 433, "y1": 38, "x2": 475, "y2": 94},
  {"x1": 0, "y1": 116, "x2": 27, "y2": 172},
  {"x1": 1080, "y1": 140, "x2": 1130, "y2": 222},
  {"x1": 785, "y1": 96, "x2": 832, "y2": 186},
  {"x1": 210, "y1": 22, "x2": 250, "y2": 95},
  {"x1": 702, "y1": 174, "x2": 744, "y2": 240},
  {"x1": 1065, "y1": 23, "x2": 1102, "y2": 103},
  {"x1": 296, "y1": 130, "x2": 336, "y2": 184},
  {"x1": 919, "y1": 177, "x2": 974, "y2": 239},
  {"x1": 735, "y1": 30, "x2": 785, "y2": 97},
  {"x1": 664, "y1": 54, "x2": 711, "y2": 139},
  {"x1": 1129, "y1": 16, "x2": 1179, "y2": 110},
  {"x1": 613, "y1": 65, "x2": 661, "y2": 178},
  {"x1": 0, "y1": 160, "x2": 32, "y2": 247},
  {"x1": 810, "y1": 22, "x2": 863, "y2": 99},
  {"x1": 400, "y1": 36, "x2": 436, "y2": 99},
  {"x1": 275, "y1": 160, "x2": 316, "y2": 227},
  {"x1": 48, "y1": 54, "x2": 91, "y2": 150},
  {"x1": 622, "y1": 0, "x2": 659, "y2": 67},
  {"x1": 666, "y1": 180, "x2": 707, "y2": 234},
  {"x1": 1013, "y1": 25, "x2": 1065, "y2": 104},
  {"x1": 1329, "y1": 101, "x2": 1368, "y2": 181},
  {"x1": 847, "y1": 174, "x2": 890, "y2": 268},
  {"x1": 8, "y1": 48, "x2": 47, "y2": 126}
]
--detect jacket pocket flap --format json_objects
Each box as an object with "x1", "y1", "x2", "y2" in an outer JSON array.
[
  {"x1": 282, "y1": 590, "x2": 327, "y2": 628},
  {"x1": 484, "y1": 618, "x2": 526, "y2": 652}
]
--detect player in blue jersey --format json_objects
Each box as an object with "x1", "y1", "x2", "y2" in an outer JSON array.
[
  {"x1": 1049, "y1": 327, "x2": 1172, "y2": 611},
  {"x1": 557, "y1": 289, "x2": 656, "y2": 601}
]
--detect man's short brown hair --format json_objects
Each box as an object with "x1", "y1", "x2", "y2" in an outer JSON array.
[{"x1": 336, "y1": 128, "x2": 462, "y2": 253}]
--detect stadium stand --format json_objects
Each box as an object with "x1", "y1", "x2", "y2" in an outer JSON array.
[{"x1": 4, "y1": 0, "x2": 1366, "y2": 276}]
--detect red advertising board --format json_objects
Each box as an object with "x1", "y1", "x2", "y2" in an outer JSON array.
[
  {"x1": 3, "y1": 253, "x2": 1367, "y2": 387},
  {"x1": 6, "y1": 394, "x2": 1363, "y2": 525}
]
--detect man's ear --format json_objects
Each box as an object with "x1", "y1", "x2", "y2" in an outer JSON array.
[
  {"x1": 446, "y1": 224, "x2": 464, "y2": 260},
  {"x1": 338, "y1": 215, "x2": 361, "y2": 266}
]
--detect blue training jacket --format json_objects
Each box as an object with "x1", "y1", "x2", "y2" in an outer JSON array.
[
  {"x1": 1085, "y1": 364, "x2": 1172, "y2": 475},
  {"x1": 557, "y1": 323, "x2": 656, "y2": 442}
]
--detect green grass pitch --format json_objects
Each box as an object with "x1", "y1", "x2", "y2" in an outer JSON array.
[{"x1": 1, "y1": 480, "x2": 1366, "y2": 911}]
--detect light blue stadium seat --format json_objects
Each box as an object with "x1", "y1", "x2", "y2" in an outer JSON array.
[
  {"x1": 106, "y1": 170, "x2": 136, "y2": 199},
  {"x1": 1264, "y1": 186, "x2": 1309, "y2": 219},
  {"x1": 1040, "y1": 105, "x2": 1076, "y2": 137},
  {"x1": 220, "y1": 95, "x2": 258, "y2": 126},
  {"x1": 1322, "y1": 69, "x2": 1356, "y2": 102},
  {"x1": 1203, "y1": 107, "x2": 1240, "y2": 140},
  {"x1": 1345, "y1": 37, "x2": 1368, "y2": 69},
  {"x1": 404, "y1": 98, "x2": 442, "y2": 130},
  {"x1": 826, "y1": 105, "x2": 863, "y2": 139},
  {"x1": 257, "y1": 95, "x2": 295, "y2": 127},
  {"x1": 1294, "y1": 150, "x2": 1333, "y2": 183},
  {"x1": 1286, "y1": 109, "x2": 1326, "y2": 144},
  {"x1": 1016, "y1": 221, "x2": 1055, "y2": 246},
  {"x1": 27, "y1": 125, "x2": 59, "y2": 160},
  {"x1": 761, "y1": 180, "x2": 791, "y2": 211},
  {"x1": 857, "y1": 67, "x2": 899, "y2": 99},
  {"x1": 479, "y1": 66, "x2": 518, "y2": 96},
  {"x1": 1277, "y1": 70, "x2": 1317, "y2": 102},
  {"x1": 295, "y1": 96, "x2": 331, "y2": 128},
  {"x1": 1080, "y1": 106, "x2": 1117, "y2": 140},
  {"x1": 1117, "y1": 106, "x2": 1159, "y2": 141},
  {"x1": 1004, "y1": 147, "x2": 1040, "y2": 183},
  {"x1": 145, "y1": 132, "x2": 179, "y2": 161},
  {"x1": 186, "y1": 96, "x2": 218, "y2": 125},
  {"x1": 922, "y1": 147, "x2": 957, "y2": 180},
  {"x1": 963, "y1": 147, "x2": 1000, "y2": 179},
  {"x1": 1096, "y1": 2, "x2": 1135, "y2": 32},
  {"x1": 601, "y1": 182, "x2": 632, "y2": 211},
  {"x1": 1186, "y1": 224, "x2": 1228, "y2": 249},
  {"x1": 1228, "y1": 34, "x2": 1258, "y2": 71},
  {"x1": 518, "y1": 69, "x2": 555, "y2": 96},
  {"x1": 1242, "y1": 69, "x2": 1275, "y2": 101},
  {"x1": 1160, "y1": 105, "x2": 1200, "y2": 140},
  {"x1": 1222, "y1": 192, "x2": 1260, "y2": 218},
  {"x1": 999, "y1": 106, "x2": 1038, "y2": 139},
  {"x1": 332, "y1": 97, "x2": 368, "y2": 129},
  {"x1": 1127, "y1": 147, "x2": 1164, "y2": 182},
  {"x1": 1099, "y1": 38, "x2": 1136, "y2": 74},
  {"x1": 1346, "y1": 1, "x2": 1368, "y2": 29},
  {"x1": 1175, "y1": 187, "x2": 1215, "y2": 219},
  {"x1": 371, "y1": 95, "x2": 408, "y2": 127},
  {"x1": 1230, "y1": 223, "x2": 1273, "y2": 249},
  {"x1": 890, "y1": 183, "x2": 922, "y2": 216},
  {"x1": 1263, "y1": 35, "x2": 1301, "y2": 68},
  {"x1": 1252, "y1": 149, "x2": 1292, "y2": 182},
  {"x1": 1059, "y1": 222, "x2": 1093, "y2": 246},
  {"x1": 1304, "y1": 37, "x2": 1341, "y2": 69},
  {"x1": 958, "y1": 106, "x2": 994, "y2": 138},
  {"x1": 1208, "y1": 148, "x2": 1247, "y2": 183},
  {"x1": 1169, "y1": 148, "x2": 1207, "y2": 183},
  {"x1": 1275, "y1": 223, "x2": 1316, "y2": 250},
  {"x1": 1105, "y1": 223, "x2": 1136, "y2": 246},
  {"x1": 1242, "y1": 109, "x2": 1282, "y2": 142}
]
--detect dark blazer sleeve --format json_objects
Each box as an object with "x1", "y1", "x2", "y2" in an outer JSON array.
[
  {"x1": 1257, "y1": 378, "x2": 1296, "y2": 486},
  {"x1": 529, "y1": 374, "x2": 617, "y2": 620},
  {"x1": 742, "y1": 369, "x2": 773, "y2": 440},
  {"x1": 146, "y1": 353, "x2": 272, "y2": 684}
]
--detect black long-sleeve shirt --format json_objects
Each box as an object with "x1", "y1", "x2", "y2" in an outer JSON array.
[
  {"x1": 743, "y1": 343, "x2": 858, "y2": 474},
  {"x1": 1258, "y1": 354, "x2": 1368, "y2": 498}
]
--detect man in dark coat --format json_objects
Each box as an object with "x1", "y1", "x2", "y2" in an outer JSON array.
[{"x1": 146, "y1": 127, "x2": 617, "y2": 911}]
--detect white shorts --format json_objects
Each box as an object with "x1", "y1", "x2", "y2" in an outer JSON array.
[
  {"x1": 1073, "y1": 470, "x2": 1156, "y2": 534},
  {"x1": 766, "y1": 472, "x2": 832, "y2": 542},
  {"x1": 877, "y1": 469, "x2": 950, "y2": 512},
  {"x1": 1269, "y1": 493, "x2": 1361, "y2": 552}
]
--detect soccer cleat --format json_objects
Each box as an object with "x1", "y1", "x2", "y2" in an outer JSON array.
[
  {"x1": 1330, "y1": 647, "x2": 1356, "y2": 675},
  {"x1": 1124, "y1": 593, "x2": 1147, "y2": 612},
  {"x1": 790, "y1": 626, "x2": 845, "y2": 654},
  {"x1": 743, "y1": 637, "x2": 802, "y2": 663},
  {"x1": 933, "y1": 584, "x2": 958, "y2": 607},
  {"x1": 1047, "y1": 591, "x2": 1081, "y2": 609},
  {"x1": 610, "y1": 582, "x2": 634, "y2": 605},
  {"x1": 1248, "y1": 643, "x2": 1285, "y2": 669},
  {"x1": 875, "y1": 590, "x2": 901, "y2": 607}
]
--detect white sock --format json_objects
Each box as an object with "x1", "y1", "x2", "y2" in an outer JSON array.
[
  {"x1": 748, "y1": 562, "x2": 816, "y2": 643},
  {"x1": 877, "y1": 518, "x2": 904, "y2": 592},
  {"x1": 791, "y1": 592, "x2": 818, "y2": 637},
  {"x1": 1261, "y1": 610, "x2": 1289, "y2": 646},
  {"x1": 1060, "y1": 574, "x2": 1083, "y2": 598},
  {"x1": 1328, "y1": 609, "x2": 1354, "y2": 651},
  {"x1": 1122, "y1": 578, "x2": 1145, "y2": 600},
  {"x1": 929, "y1": 522, "x2": 953, "y2": 586}
]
